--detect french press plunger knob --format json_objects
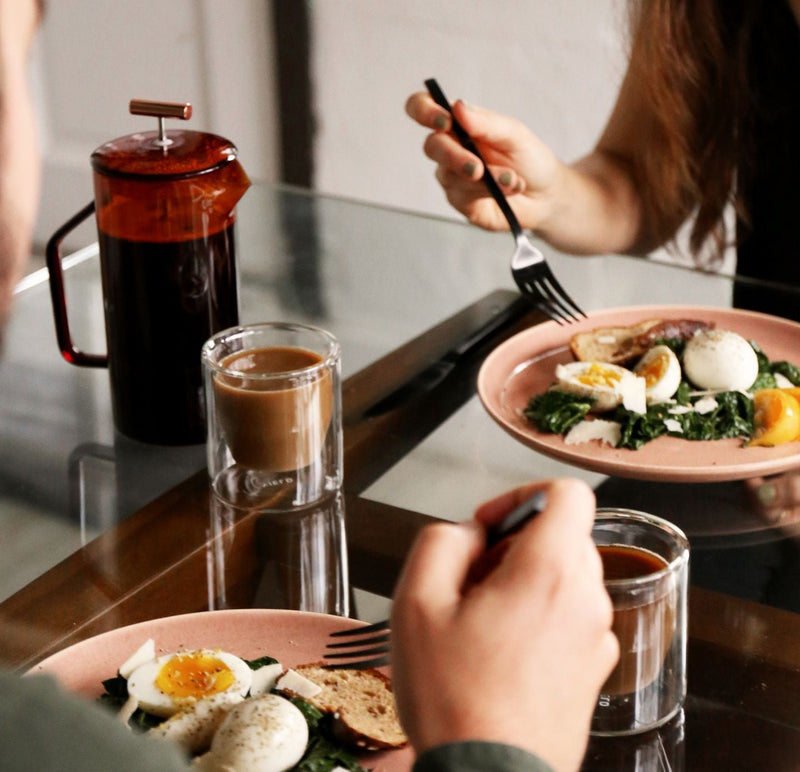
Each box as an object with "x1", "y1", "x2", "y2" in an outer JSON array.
[{"x1": 129, "y1": 99, "x2": 193, "y2": 147}]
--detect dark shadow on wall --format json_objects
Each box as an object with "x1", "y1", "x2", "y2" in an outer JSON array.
[{"x1": 271, "y1": 0, "x2": 326, "y2": 318}]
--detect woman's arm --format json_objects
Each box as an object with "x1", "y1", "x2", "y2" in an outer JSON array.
[{"x1": 406, "y1": 56, "x2": 691, "y2": 256}]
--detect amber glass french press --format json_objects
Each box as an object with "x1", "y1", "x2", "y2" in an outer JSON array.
[{"x1": 46, "y1": 100, "x2": 250, "y2": 445}]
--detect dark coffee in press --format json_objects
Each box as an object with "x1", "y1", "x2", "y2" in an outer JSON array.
[{"x1": 99, "y1": 225, "x2": 239, "y2": 445}]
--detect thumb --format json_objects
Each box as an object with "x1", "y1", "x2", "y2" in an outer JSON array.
[{"x1": 452, "y1": 99, "x2": 533, "y2": 156}]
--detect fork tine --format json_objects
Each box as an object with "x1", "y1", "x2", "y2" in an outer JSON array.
[
  {"x1": 327, "y1": 632, "x2": 391, "y2": 649},
  {"x1": 325, "y1": 644, "x2": 391, "y2": 660},
  {"x1": 322, "y1": 655, "x2": 391, "y2": 671},
  {"x1": 540, "y1": 265, "x2": 587, "y2": 319},
  {"x1": 533, "y1": 276, "x2": 583, "y2": 323},
  {"x1": 328, "y1": 618, "x2": 390, "y2": 638},
  {"x1": 514, "y1": 276, "x2": 570, "y2": 325},
  {"x1": 324, "y1": 619, "x2": 392, "y2": 669},
  {"x1": 519, "y1": 270, "x2": 583, "y2": 324},
  {"x1": 531, "y1": 285, "x2": 575, "y2": 324},
  {"x1": 324, "y1": 625, "x2": 392, "y2": 670}
]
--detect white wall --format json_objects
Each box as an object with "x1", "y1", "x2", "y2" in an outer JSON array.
[{"x1": 311, "y1": 0, "x2": 628, "y2": 219}]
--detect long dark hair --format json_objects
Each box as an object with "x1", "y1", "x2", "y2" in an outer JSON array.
[{"x1": 628, "y1": 0, "x2": 758, "y2": 266}]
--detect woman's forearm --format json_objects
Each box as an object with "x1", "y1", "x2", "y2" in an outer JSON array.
[{"x1": 530, "y1": 149, "x2": 650, "y2": 257}]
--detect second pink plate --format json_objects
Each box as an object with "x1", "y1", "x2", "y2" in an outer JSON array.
[{"x1": 478, "y1": 305, "x2": 800, "y2": 483}]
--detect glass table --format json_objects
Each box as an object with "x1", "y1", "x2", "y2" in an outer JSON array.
[{"x1": 2, "y1": 184, "x2": 800, "y2": 770}]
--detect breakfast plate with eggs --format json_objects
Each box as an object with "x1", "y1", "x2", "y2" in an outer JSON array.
[
  {"x1": 477, "y1": 305, "x2": 800, "y2": 482},
  {"x1": 28, "y1": 608, "x2": 412, "y2": 772}
]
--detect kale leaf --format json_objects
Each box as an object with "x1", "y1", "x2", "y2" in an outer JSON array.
[
  {"x1": 772, "y1": 361, "x2": 800, "y2": 386},
  {"x1": 287, "y1": 697, "x2": 365, "y2": 772},
  {"x1": 98, "y1": 676, "x2": 164, "y2": 731},
  {"x1": 245, "y1": 654, "x2": 280, "y2": 670},
  {"x1": 612, "y1": 404, "x2": 670, "y2": 450},
  {"x1": 295, "y1": 734, "x2": 365, "y2": 772},
  {"x1": 523, "y1": 390, "x2": 593, "y2": 434}
]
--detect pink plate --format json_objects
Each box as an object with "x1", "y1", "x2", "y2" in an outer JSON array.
[
  {"x1": 28, "y1": 608, "x2": 412, "y2": 772},
  {"x1": 478, "y1": 305, "x2": 800, "y2": 483}
]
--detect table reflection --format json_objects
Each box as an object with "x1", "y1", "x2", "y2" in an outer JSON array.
[{"x1": 207, "y1": 489, "x2": 349, "y2": 617}]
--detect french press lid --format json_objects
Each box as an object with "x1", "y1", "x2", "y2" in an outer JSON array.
[{"x1": 90, "y1": 99, "x2": 240, "y2": 180}]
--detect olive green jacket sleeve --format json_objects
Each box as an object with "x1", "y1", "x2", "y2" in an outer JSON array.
[
  {"x1": 412, "y1": 741, "x2": 556, "y2": 772},
  {"x1": 0, "y1": 672, "x2": 189, "y2": 772}
]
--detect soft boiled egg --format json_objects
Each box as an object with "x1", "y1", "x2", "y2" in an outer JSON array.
[
  {"x1": 749, "y1": 388, "x2": 800, "y2": 447},
  {"x1": 682, "y1": 329, "x2": 759, "y2": 392},
  {"x1": 127, "y1": 649, "x2": 253, "y2": 718},
  {"x1": 555, "y1": 361, "x2": 646, "y2": 414},
  {"x1": 634, "y1": 345, "x2": 682, "y2": 404},
  {"x1": 197, "y1": 693, "x2": 309, "y2": 772}
]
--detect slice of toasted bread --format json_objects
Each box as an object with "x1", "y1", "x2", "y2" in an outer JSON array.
[
  {"x1": 282, "y1": 663, "x2": 408, "y2": 751},
  {"x1": 569, "y1": 318, "x2": 663, "y2": 365}
]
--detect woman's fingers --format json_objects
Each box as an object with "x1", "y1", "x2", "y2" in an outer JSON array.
[{"x1": 405, "y1": 91, "x2": 450, "y2": 130}]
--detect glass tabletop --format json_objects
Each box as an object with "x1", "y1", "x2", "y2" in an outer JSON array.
[
  {"x1": 2, "y1": 182, "x2": 799, "y2": 612},
  {"x1": 5, "y1": 183, "x2": 800, "y2": 771}
]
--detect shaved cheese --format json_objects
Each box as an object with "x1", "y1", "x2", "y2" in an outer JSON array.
[
  {"x1": 694, "y1": 396, "x2": 718, "y2": 415},
  {"x1": 117, "y1": 694, "x2": 139, "y2": 727},
  {"x1": 667, "y1": 405, "x2": 693, "y2": 415},
  {"x1": 620, "y1": 375, "x2": 647, "y2": 415},
  {"x1": 775, "y1": 373, "x2": 794, "y2": 389},
  {"x1": 276, "y1": 669, "x2": 323, "y2": 699},
  {"x1": 664, "y1": 418, "x2": 683, "y2": 433},
  {"x1": 118, "y1": 638, "x2": 156, "y2": 679},
  {"x1": 564, "y1": 419, "x2": 621, "y2": 447},
  {"x1": 249, "y1": 663, "x2": 283, "y2": 696}
]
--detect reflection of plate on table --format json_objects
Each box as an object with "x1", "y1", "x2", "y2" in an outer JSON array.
[
  {"x1": 478, "y1": 305, "x2": 800, "y2": 483},
  {"x1": 29, "y1": 609, "x2": 412, "y2": 772}
]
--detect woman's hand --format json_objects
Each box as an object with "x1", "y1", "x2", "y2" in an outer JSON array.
[
  {"x1": 390, "y1": 478, "x2": 618, "y2": 772},
  {"x1": 405, "y1": 92, "x2": 562, "y2": 233},
  {"x1": 746, "y1": 471, "x2": 800, "y2": 527}
]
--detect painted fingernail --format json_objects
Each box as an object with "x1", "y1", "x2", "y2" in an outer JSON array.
[
  {"x1": 498, "y1": 171, "x2": 513, "y2": 186},
  {"x1": 432, "y1": 113, "x2": 448, "y2": 130},
  {"x1": 462, "y1": 161, "x2": 477, "y2": 177},
  {"x1": 758, "y1": 484, "x2": 778, "y2": 505}
]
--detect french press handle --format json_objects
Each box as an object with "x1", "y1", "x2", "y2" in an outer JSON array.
[{"x1": 46, "y1": 201, "x2": 106, "y2": 367}]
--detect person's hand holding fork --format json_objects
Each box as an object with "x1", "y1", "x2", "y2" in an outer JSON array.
[{"x1": 391, "y1": 478, "x2": 618, "y2": 772}]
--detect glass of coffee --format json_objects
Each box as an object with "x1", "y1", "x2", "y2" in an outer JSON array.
[
  {"x1": 202, "y1": 322, "x2": 342, "y2": 510},
  {"x1": 591, "y1": 508, "x2": 689, "y2": 736}
]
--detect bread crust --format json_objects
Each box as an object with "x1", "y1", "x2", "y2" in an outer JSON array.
[
  {"x1": 569, "y1": 318, "x2": 663, "y2": 365},
  {"x1": 280, "y1": 663, "x2": 408, "y2": 751},
  {"x1": 569, "y1": 318, "x2": 713, "y2": 365}
]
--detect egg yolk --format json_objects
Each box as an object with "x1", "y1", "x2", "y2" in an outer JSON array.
[
  {"x1": 749, "y1": 389, "x2": 800, "y2": 447},
  {"x1": 155, "y1": 653, "x2": 236, "y2": 699},
  {"x1": 637, "y1": 351, "x2": 669, "y2": 388},
  {"x1": 576, "y1": 364, "x2": 622, "y2": 388}
]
